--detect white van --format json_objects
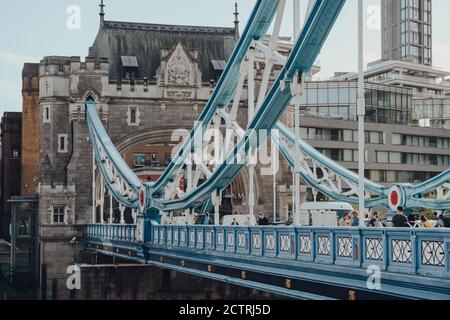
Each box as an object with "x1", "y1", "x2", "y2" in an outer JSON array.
[
  {"x1": 293, "y1": 202, "x2": 354, "y2": 227},
  {"x1": 222, "y1": 214, "x2": 257, "y2": 226},
  {"x1": 171, "y1": 216, "x2": 189, "y2": 225},
  {"x1": 160, "y1": 212, "x2": 189, "y2": 225}
]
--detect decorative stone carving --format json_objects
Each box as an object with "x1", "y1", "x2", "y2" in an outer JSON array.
[
  {"x1": 165, "y1": 42, "x2": 194, "y2": 87},
  {"x1": 166, "y1": 90, "x2": 193, "y2": 99}
]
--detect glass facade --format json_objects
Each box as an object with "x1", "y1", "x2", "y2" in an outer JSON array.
[
  {"x1": 400, "y1": 0, "x2": 432, "y2": 65},
  {"x1": 300, "y1": 127, "x2": 384, "y2": 144},
  {"x1": 316, "y1": 148, "x2": 359, "y2": 163},
  {"x1": 376, "y1": 151, "x2": 450, "y2": 166},
  {"x1": 369, "y1": 170, "x2": 437, "y2": 183},
  {"x1": 301, "y1": 81, "x2": 412, "y2": 125},
  {"x1": 392, "y1": 133, "x2": 450, "y2": 149},
  {"x1": 413, "y1": 98, "x2": 450, "y2": 129}
]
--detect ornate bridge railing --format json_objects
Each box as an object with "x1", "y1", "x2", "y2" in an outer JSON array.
[
  {"x1": 84, "y1": 222, "x2": 450, "y2": 279},
  {"x1": 148, "y1": 225, "x2": 450, "y2": 279},
  {"x1": 86, "y1": 224, "x2": 137, "y2": 243}
]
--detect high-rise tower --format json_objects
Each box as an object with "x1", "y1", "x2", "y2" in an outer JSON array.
[{"x1": 382, "y1": 0, "x2": 432, "y2": 65}]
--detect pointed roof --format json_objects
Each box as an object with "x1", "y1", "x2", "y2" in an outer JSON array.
[{"x1": 88, "y1": 20, "x2": 237, "y2": 82}]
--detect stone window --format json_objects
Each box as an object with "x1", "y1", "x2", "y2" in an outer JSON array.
[
  {"x1": 130, "y1": 108, "x2": 136, "y2": 123},
  {"x1": 52, "y1": 205, "x2": 67, "y2": 225},
  {"x1": 127, "y1": 106, "x2": 140, "y2": 126},
  {"x1": 43, "y1": 106, "x2": 51, "y2": 123},
  {"x1": 58, "y1": 134, "x2": 68, "y2": 153}
]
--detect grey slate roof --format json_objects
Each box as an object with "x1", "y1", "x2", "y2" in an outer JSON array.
[{"x1": 88, "y1": 20, "x2": 238, "y2": 82}]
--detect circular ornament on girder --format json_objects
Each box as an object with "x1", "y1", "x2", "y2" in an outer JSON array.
[
  {"x1": 139, "y1": 187, "x2": 147, "y2": 213},
  {"x1": 388, "y1": 186, "x2": 403, "y2": 211}
]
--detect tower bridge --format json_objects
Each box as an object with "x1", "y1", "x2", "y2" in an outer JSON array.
[
  {"x1": 81, "y1": 0, "x2": 450, "y2": 300},
  {"x1": 5, "y1": 0, "x2": 448, "y2": 300}
]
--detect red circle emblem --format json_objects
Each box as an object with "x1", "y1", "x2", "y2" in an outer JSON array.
[
  {"x1": 140, "y1": 190, "x2": 145, "y2": 207},
  {"x1": 390, "y1": 190, "x2": 399, "y2": 207}
]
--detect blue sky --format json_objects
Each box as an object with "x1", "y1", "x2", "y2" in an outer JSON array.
[{"x1": 1, "y1": 0, "x2": 450, "y2": 115}]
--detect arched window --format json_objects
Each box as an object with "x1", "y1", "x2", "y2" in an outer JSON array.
[
  {"x1": 130, "y1": 108, "x2": 137, "y2": 124},
  {"x1": 127, "y1": 106, "x2": 140, "y2": 126}
]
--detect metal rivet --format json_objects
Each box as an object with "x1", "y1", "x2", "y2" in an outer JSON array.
[
  {"x1": 208, "y1": 265, "x2": 212, "y2": 272},
  {"x1": 160, "y1": 257, "x2": 164, "y2": 263},
  {"x1": 181, "y1": 260, "x2": 186, "y2": 267},
  {"x1": 241, "y1": 271, "x2": 247, "y2": 279},
  {"x1": 349, "y1": 290, "x2": 356, "y2": 301}
]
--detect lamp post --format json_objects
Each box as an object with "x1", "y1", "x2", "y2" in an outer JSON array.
[{"x1": 357, "y1": 0, "x2": 366, "y2": 227}]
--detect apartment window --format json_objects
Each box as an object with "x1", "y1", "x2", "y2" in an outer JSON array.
[
  {"x1": 343, "y1": 130, "x2": 353, "y2": 142},
  {"x1": 370, "y1": 170, "x2": 380, "y2": 182},
  {"x1": 437, "y1": 138, "x2": 450, "y2": 149},
  {"x1": 43, "y1": 106, "x2": 51, "y2": 123},
  {"x1": 438, "y1": 155, "x2": 450, "y2": 166},
  {"x1": 52, "y1": 206, "x2": 66, "y2": 225},
  {"x1": 392, "y1": 134, "x2": 402, "y2": 145},
  {"x1": 376, "y1": 151, "x2": 389, "y2": 163},
  {"x1": 369, "y1": 132, "x2": 383, "y2": 144},
  {"x1": 58, "y1": 134, "x2": 68, "y2": 153},
  {"x1": 375, "y1": 151, "x2": 403, "y2": 164},
  {"x1": 343, "y1": 150, "x2": 353, "y2": 162},
  {"x1": 373, "y1": 171, "x2": 398, "y2": 183},
  {"x1": 429, "y1": 137, "x2": 437, "y2": 148},
  {"x1": 300, "y1": 127, "x2": 308, "y2": 139},
  {"x1": 353, "y1": 131, "x2": 359, "y2": 143},
  {"x1": 390, "y1": 152, "x2": 402, "y2": 164},
  {"x1": 386, "y1": 171, "x2": 397, "y2": 182}
]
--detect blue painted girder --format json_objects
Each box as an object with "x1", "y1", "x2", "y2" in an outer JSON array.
[
  {"x1": 155, "y1": 0, "x2": 347, "y2": 212},
  {"x1": 275, "y1": 121, "x2": 450, "y2": 210},
  {"x1": 150, "y1": 0, "x2": 282, "y2": 197},
  {"x1": 273, "y1": 123, "x2": 388, "y2": 208},
  {"x1": 86, "y1": 100, "x2": 143, "y2": 208}
]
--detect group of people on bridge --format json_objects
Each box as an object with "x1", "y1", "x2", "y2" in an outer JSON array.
[
  {"x1": 359, "y1": 206, "x2": 450, "y2": 229},
  {"x1": 165, "y1": 206, "x2": 450, "y2": 229}
]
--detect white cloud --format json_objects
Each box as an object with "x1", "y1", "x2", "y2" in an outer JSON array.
[
  {"x1": 433, "y1": 41, "x2": 450, "y2": 74},
  {"x1": 0, "y1": 51, "x2": 38, "y2": 110},
  {"x1": 0, "y1": 51, "x2": 38, "y2": 67},
  {"x1": 0, "y1": 80, "x2": 22, "y2": 111}
]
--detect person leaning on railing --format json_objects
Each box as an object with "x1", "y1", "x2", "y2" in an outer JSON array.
[
  {"x1": 367, "y1": 211, "x2": 382, "y2": 228},
  {"x1": 351, "y1": 211, "x2": 360, "y2": 227},
  {"x1": 339, "y1": 212, "x2": 352, "y2": 227},
  {"x1": 407, "y1": 211, "x2": 418, "y2": 227},
  {"x1": 390, "y1": 206, "x2": 409, "y2": 228},
  {"x1": 438, "y1": 214, "x2": 450, "y2": 228},
  {"x1": 420, "y1": 215, "x2": 434, "y2": 228},
  {"x1": 257, "y1": 212, "x2": 269, "y2": 226}
]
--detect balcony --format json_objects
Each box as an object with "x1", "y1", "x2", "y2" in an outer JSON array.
[{"x1": 379, "y1": 73, "x2": 450, "y2": 89}]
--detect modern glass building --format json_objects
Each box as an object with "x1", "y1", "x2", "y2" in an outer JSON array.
[
  {"x1": 382, "y1": 0, "x2": 432, "y2": 65},
  {"x1": 288, "y1": 80, "x2": 450, "y2": 195},
  {"x1": 413, "y1": 97, "x2": 450, "y2": 129},
  {"x1": 299, "y1": 81, "x2": 412, "y2": 125}
]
